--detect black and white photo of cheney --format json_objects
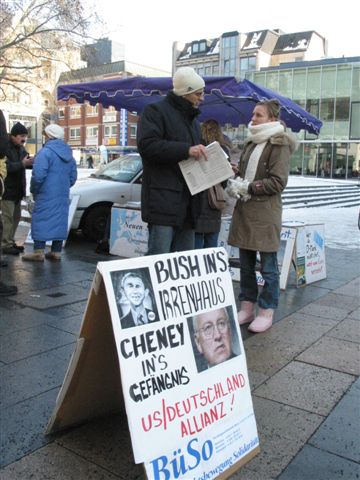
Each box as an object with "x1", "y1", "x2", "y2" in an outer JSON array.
[
  {"x1": 188, "y1": 306, "x2": 241, "y2": 373},
  {"x1": 111, "y1": 268, "x2": 159, "y2": 329}
]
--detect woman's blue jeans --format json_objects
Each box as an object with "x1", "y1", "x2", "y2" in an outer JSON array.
[
  {"x1": 34, "y1": 240, "x2": 63, "y2": 252},
  {"x1": 239, "y1": 248, "x2": 279, "y2": 309}
]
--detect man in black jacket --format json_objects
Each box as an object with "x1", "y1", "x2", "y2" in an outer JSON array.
[
  {"x1": 137, "y1": 67, "x2": 207, "y2": 255},
  {"x1": 2, "y1": 122, "x2": 33, "y2": 255},
  {"x1": 0, "y1": 110, "x2": 17, "y2": 295}
]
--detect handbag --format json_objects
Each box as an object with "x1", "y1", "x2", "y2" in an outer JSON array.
[{"x1": 208, "y1": 184, "x2": 226, "y2": 210}]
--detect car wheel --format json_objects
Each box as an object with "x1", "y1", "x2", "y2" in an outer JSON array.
[{"x1": 81, "y1": 204, "x2": 112, "y2": 242}]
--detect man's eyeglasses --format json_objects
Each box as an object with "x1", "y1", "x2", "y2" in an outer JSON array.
[
  {"x1": 197, "y1": 319, "x2": 229, "y2": 338},
  {"x1": 194, "y1": 91, "x2": 204, "y2": 98}
]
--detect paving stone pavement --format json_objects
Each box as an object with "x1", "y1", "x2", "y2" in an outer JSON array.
[{"x1": 1, "y1": 228, "x2": 359, "y2": 479}]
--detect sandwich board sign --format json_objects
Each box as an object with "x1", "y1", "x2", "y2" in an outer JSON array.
[
  {"x1": 46, "y1": 248, "x2": 260, "y2": 479},
  {"x1": 293, "y1": 223, "x2": 326, "y2": 287}
]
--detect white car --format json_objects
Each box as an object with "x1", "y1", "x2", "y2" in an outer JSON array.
[{"x1": 70, "y1": 154, "x2": 142, "y2": 241}]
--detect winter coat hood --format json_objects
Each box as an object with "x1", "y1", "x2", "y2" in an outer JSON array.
[
  {"x1": 45, "y1": 139, "x2": 74, "y2": 163},
  {"x1": 268, "y1": 131, "x2": 298, "y2": 155}
]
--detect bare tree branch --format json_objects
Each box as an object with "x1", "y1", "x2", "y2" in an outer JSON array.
[{"x1": 0, "y1": 0, "x2": 105, "y2": 100}]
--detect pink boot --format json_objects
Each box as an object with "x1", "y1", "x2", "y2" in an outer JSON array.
[
  {"x1": 248, "y1": 308, "x2": 274, "y2": 333},
  {"x1": 237, "y1": 301, "x2": 256, "y2": 325}
]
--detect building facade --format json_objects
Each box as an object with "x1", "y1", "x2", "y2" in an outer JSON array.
[
  {"x1": 247, "y1": 57, "x2": 360, "y2": 179},
  {"x1": 57, "y1": 60, "x2": 170, "y2": 165},
  {"x1": 57, "y1": 99, "x2": 139, "y2": 165},
  {"x1": 173, "y1": 29, "x2": 327, "y2": 79},
  {"x1": 174, "y1": 30, "x2": 360, "y2": 179}
]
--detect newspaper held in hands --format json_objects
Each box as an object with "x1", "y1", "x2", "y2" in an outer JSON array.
[{"x1": 179, "y1": 141, "x2": 234, "y2": 195}]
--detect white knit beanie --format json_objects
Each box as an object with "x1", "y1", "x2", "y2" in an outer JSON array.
[
  {"x1": 173, "y1": 67, "x2": 205, "y2": 96},
  {"x1": 45, "y1": 124, "x2": 64, "y2": 140}
]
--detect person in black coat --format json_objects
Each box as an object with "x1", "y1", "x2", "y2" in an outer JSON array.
[
  {"x1": 137, "y1": 67, "x2": 207, "y2": 255},
  {"x1": 0, "y1": 110, "x2": 17, "y2": 295},
  {"x1": 195, "y1": 119, "x2": 230, "y2": 249},
  {"x1": 2, "y1": 122, "x2": 33, "y2": 255}
]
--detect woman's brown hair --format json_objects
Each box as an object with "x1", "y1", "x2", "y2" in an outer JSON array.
[
  {"x1": 256, "y1": 99, "x2": 281, "y2": 120},
  {"x1": 201, "y1": 119, "x2": 226, "y2": 146}
]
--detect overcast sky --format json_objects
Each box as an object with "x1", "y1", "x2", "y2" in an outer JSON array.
[{"x1": 97, "y1": 0, "x2": 358, "y2": 71}]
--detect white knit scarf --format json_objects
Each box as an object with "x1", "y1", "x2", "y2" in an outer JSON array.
[{"x1": 244, "y1": 121, "x2": 284, "y2": 182}]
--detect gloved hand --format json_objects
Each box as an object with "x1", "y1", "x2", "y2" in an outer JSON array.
[{"x1": 225, "y1": 177, "x2": 251, "y2": 202}]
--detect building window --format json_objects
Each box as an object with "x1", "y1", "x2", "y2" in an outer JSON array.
[
  {"x1": 192, "y1": 43, "x2": 199, "y2": 54},
  {"x1": 70, "y1": 106, "x2": 81, "y2": 118},
  {"x1": 86, "y1": 104, "x2": 98, "y2": 116},
  {"x1": 104, "y1": 125, "x2": 117, "y2": 137},
  {"x1": 335, "y1": 97, "x2": 350, "y2": 121},
  {"x1": 306, "y1": 99, "x2": 320, "y2": 118},
  {"x1": 199, "y1": 41, "x2": 206, "y2": 52},
  {"x1": 221, "y1": 34, "x2": 237, "y2": 76},
  {"x1": 58, "y1": 108, "x2": 65, "y2": 119},
  {"x1": 240, "y1": 56, "x2": 256, "y2": 73},
  {"x1": 350, "y1": 102, "x2": 360, "y2": 139},
  {"x1": 320, "y1": 98, "x2": 334, "y2": 121},
  {"x1": 129, "y1": 124, "x2": 137, "y2": 139},
  {"x1": 69, "y1": 127, "x2": 81, "y2": 139},
  {"x1": 86, "y1": 126, "x2": 98, "y2": 138}
]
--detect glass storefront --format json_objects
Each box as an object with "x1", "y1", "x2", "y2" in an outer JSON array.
[{"x1": 248, "y1": 58, "x2": 360, "y2": 179}]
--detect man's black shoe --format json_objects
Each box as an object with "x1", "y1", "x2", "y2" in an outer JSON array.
[
  {"x1": 95, "y1": 239, "x2": 109, "y2": 254},
  {"x1": 13, "y1": 244, "x2": 25, "y2": 252},
  {"x1": 2, "y1": 246, "x2": 20, "y2": 255},
  {"x1": 0, "y1": 260, "x2": 8, "y2": 267},
  {"x1": 0, "y1": 282, "x2": 18, "y2": 296}
]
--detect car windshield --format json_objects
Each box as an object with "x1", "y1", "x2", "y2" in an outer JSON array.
[{"x1": 90, "y1": 155, "x2": 142, "y2": 183}]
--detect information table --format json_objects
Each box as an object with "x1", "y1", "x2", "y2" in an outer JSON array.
[{"x1": 110, "y1": 207, "x2": 326, "y2": 289}]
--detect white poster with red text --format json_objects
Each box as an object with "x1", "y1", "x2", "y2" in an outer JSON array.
[{"x1": 98, "y1": 247, "x2": 259, "y2": 480}]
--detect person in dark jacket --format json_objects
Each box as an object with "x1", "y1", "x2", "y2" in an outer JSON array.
[
  {"x1": 2, "y1": 122, "x2": 33, "y2": 255},
  {"x1": 22, "y1": 124, "x2": 77, "y2": 262},
  {"x1": 86, "y1": 155, "x2": 94, "y2": 168},
  {"x1": 137, "y1": 67, "x2": 207, "y2": 255},
  {"x1": 0, "y1": 110, "x2": 18, "y2": 295},
  {"x1": 195, "y1": 119, "x2": 230, "y2": 249}
]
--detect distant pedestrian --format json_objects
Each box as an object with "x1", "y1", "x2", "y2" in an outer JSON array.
[
  {"x1": 1, "y1": 122, "x2": 33, "y2": 255},
  {"x1": 227, "y1": 99, "x2": 298, "y2": 333},
  {"x1": 86, "y1": 155, "x2": 94, "y2": 169},
  {"x1": 0, "y1": 109, "x2": 18, "y2": 295},
  {"x1": 22, "y1": 124, "x2": 77, "y2": 262}
]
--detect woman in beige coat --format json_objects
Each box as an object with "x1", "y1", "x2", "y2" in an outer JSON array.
[{"x1": 227, "y1": 99, "x2": 297, "y2": 333}]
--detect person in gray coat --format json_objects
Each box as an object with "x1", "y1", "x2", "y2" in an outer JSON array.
[{"x1": 227, "y1": 99, "x2": 298, "y2": 333}]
